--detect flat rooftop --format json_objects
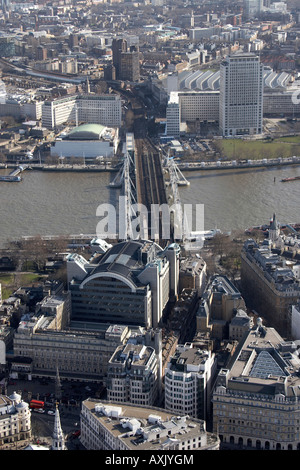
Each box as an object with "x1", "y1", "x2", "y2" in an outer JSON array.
[
  {"x1": 225, "y1": 324, "x2": 300, "y2": 397},
  {"x1": 82, "y1": 399, "x2": 214, "y2": 450}
]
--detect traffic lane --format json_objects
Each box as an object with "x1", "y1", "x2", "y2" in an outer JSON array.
[
  {"x1": 31, "y1": 410, "x2": 84, "y2": 450},
  {"x1": 31, "y1": 406, "x2": 81, "y2": 436}
]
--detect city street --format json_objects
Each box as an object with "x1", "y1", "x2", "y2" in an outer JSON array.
[{"x1": 5, "y1": 377, "x2": 95, "y2": 449}]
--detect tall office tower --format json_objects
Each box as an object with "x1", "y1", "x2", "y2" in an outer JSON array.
[
  {"x1": 1, "y1": 0, "x2": 11, "y2": 13},
  {"x1": 112, "y1": 38, "x2": 127, "y2": 78},
  {"x1": 166, "y1": 93, "x2": 180, "y2": 137},
  {"x1": 243, "y1": 0, "x2": 263, "y2": 18},
  {"x1": 120, "y1": 46, "x2": 140, "y2": 82},
  {"x1": 219, "y1": 53, "x2": 264, "y2": 137},
  {"x1": 112, "y1": 38, "x2": 140, "y2": 82}
]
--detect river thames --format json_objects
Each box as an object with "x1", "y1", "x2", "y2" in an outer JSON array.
[{"x1": 0, "y1": 164, "x2": 299, "y2": 246}]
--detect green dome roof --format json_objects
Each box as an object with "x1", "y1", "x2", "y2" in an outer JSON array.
[{"x1": 67, "y1": 123, "x2": 106, "y2": 140}]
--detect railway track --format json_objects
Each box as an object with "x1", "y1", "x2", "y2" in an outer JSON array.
[
  {"x1": 134, "y1": 136, "x2": 168, "y2": 243},
  {"x1": 134, "y1": 137, "x2": 167, "y2": 209}
]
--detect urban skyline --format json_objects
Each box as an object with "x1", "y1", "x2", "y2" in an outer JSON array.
[{"x1": 0, "y1": 0, "x2": 299, "y2": 454}]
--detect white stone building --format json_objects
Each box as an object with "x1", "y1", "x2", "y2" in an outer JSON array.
[
  {"x1": 50, "y1": 123, "x2": 119, "y2": 159},
  {"x1": 212, "y1": 320, "x2": 300, "y2": 450},
  {"x1": 107, "y1": 343, "x2": 159, "y2": 406},
  {"x1": 164, "y1": 343, "x2": 217, "y2": 421},
  {"x1": 42, "y1": 94, "x2": 122, "y2": 129},
  {"x1": 166, "y1": 90, "x2": 219, "y2": 136},
  {"x1": 0, "y1": 392, "x2": 31, "y2": 447},
  {"x1": 80, "y1": 400, "x2": 220, "y2": 450}
]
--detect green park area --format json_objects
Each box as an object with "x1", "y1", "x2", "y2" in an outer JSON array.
[
  {"x1": 213, "y1": 136, "x2": 300, "y2": 160},
  {"x1": 0, "y1": 272, "x2": 42, "y2": 300}
]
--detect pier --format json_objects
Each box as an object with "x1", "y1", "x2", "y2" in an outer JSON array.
[{"x1": 0, "y1": 165, "x2": 29, "y2": 182}]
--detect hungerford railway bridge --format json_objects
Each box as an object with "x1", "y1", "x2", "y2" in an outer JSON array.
[{"x1": 109, "y1": 131, "x2": 190, "y2": 246}]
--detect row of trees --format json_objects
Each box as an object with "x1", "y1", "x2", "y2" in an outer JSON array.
[{"x1": 4, "y1": 235, "x2": 69, "y2": 273}]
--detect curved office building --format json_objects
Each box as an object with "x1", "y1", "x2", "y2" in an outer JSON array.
[{"x1": 67, "y1": 239, "x2": 179, "y2": 329}]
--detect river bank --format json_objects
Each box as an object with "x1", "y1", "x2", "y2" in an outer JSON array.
[{"x1": 1, "y1": 154, "x2": 300, "y2": 175}]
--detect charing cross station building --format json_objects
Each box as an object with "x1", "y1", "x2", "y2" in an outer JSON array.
[{"x1": 68, "y1": 239, "x2": 180, "y2": 329}]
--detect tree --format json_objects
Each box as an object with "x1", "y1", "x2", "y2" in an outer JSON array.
[
  {"x1": 96, "y1": 80, "x2": 108, "y2": 94},
  {"x1": 212, "y1": 233, "x2": 230, "y2": 261},
  {"x1": 21, "y1": 235, "x2": 48, "y2": 272}
]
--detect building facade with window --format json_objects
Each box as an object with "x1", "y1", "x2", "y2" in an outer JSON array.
[
  {"x1": 164, "y1": 343, "x2": 217, "y2": 421},
  {"x1": 0, "y1": 392, "x2": 31, "y2": 447},
  {"x1": 41, "y1": 94, "x2": 122, "y2": 129},
  {"x1": 219, "y1": 53, "x2": 264, "y2": 137},
  {"x1": 212, "y1": 319, "x2": 300, "y2": 450},
  {"x1": 68, "y1": 240, "x2": 177, "y2": 329},
  {"x1": 107, "y1": 343, "x2": 159, "y2": 406},
  {"x1": 80, "y1": 400, "x2": 220, "y2": 450}
]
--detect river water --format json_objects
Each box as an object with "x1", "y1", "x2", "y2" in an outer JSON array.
[{"x1": 0, "y1": 164, "x2": 299, "y2": 247}]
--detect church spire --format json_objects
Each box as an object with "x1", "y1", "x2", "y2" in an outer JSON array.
[
  {"x1": 269, "y1": 213, "x2": 280, "y2": 243},
  {"x1": 55, "y1": 365, "x2": 62, "y2": 402},
  {"x1": 52, "y1": 404, "x2": 66, "y2": 450}
]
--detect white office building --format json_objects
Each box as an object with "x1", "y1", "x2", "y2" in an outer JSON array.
[
  {"x1": 107, "y1": 343, "x2": 159, "y2": 406},
  {"x1": 219, "y1": 53, "x2": 264, "y2": 137},
  {"x1": 80, "y1": 400, "x2": 220, "y2": 450},
  {"x1": 50, "y1": 123, "x2": 119, "y2": 159},
  {"x1": 166, "y1": 90, "x2": 219, "y2": 136},
  {"x1": 42, "y1": 94, "x2": 122, "y2": 129},
  {"x1": 78, "y1": 94, "x2": 122, "y2": 128},
  {"x1": 42, "y1": 95, "x2": 77, "y2": 129},
  {"x1": 164, "y1": 343, "x2": 217, "y2": 421}
]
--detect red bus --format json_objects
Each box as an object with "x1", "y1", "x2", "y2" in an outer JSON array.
[{"x1": 29, "y1": 399, "x2": 45, "y2": 409}]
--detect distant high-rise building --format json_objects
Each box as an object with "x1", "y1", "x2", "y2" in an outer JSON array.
[
  {"x1": 112, "y1": 38, "x2": 140, "y2": 82},
  {"x1": 112, "y1": 38, "x2": 127, "y2": 78},
  {"x1": 120, "y1": 47, "x2": 140, "y2": 82},
  {"x1": 219, "y1": 53, "x2": 264, "y2": 137},
  {"x1": 1, "y1": 0, "x2": 10, "y2": 12},
  {"x1": 243, "y1": 0, "x2": 263, "y2": 18}
]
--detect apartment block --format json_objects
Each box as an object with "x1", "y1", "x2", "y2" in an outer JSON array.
[{"x1": 112, "y1": 38, "x2": 140, "y2": 82}]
